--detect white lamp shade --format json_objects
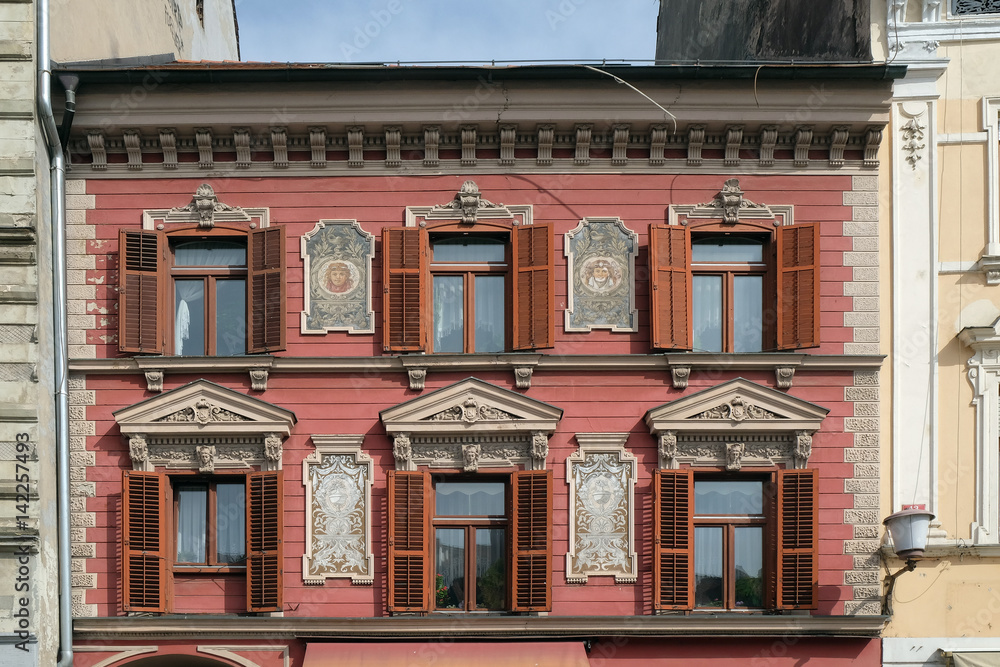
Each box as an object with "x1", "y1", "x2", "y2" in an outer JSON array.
[{"x1": 883, "y1": 508, "x2": 935, "y2": 558}]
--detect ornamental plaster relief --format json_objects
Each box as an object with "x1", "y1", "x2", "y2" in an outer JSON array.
[
  {"x1": 565, "y1": 434, "x2": 637, "y2": 584},
  {"x1": 301, "y1": 435, "x2": 373, "y2": 585}
]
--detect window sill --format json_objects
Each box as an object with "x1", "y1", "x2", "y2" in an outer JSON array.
[
  {"x1": 173, "y1": 565, "x2": 246, "y2": 574},
  {"x1": 71, "y1": 352, "x2": 884, "y2": 392}
]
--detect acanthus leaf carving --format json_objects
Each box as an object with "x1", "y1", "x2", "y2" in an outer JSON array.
[
  {"x1": 426, "y1": 396, "x2": 520, "y2": 423},
  {"x1": 156, "y1": 398, "x2": 252, "y2": 424},
  {"x1": 691, "y1": 395, "x2": 779, "y2": 422}
]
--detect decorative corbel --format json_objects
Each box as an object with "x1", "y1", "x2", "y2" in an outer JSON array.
[
  {"x1": 87, "y1": 131, "x2": 107, "y2": 171},
  {"x1": 384, "y1": 126, "x2": 402, "y2": 167},
  {"x1": 793, "y1": 126, "x2": 813, "y2": 167},
  {"x1": 460, "y1": 125, "x2": 478, "y2": 166},
  {"x1": 158, "y1": 129, "x2": 178, "y2": 169},
  {"x1": 758, "y1": 126, "x2": 778, "y2": 166},
  {"x1": 123, "y1": 130, "x2": 142, "y2": 170},
  {"x1": 574, "y1": 124, "x2": 592, "y2": 166},
  {"x1": 686, "y1": 125, "x2": 705, "y2": 166},
  {"x1": 828, "y1": 126, "x2": 850, "y2": 167},
  {"x1": 407, "y1": 368, "x2": 427, "y2": 391},
  {"x1": 536, "y1": 124, "x2": 554, "y2": 166},
  {"x1": 793, "y1": 431, "x2": 813, "y2": 469},
  {"x1": 775, "y1": 366, "x2": 795, "y2": 389},
  {"x1": 649, "y1": 124, "x2": 668, "y2": 166},
  {"x1": 233, "y1": 128, "x2": 252, "y2": 168},
  {"x1": 270, "y1": 127, "x2": 288, "y2": 168},
  {"x1": 719, "y1": 178, "x2": 745, "y2": 225},
  {"x1": 671, "y1": 366, "x2": 691, "y2": 389},
  {"x1": 128, "y1": 434, "x2": 149, "y2": 470},
  {"x1": 499, "y1": 124, "x2": 516, "y2": 166},
  {"x1": 658, "y1": 431, "x2": 678, "y2": 469},
  {"x1": 144, "y1": 370, "x2": 164, "y2": 393},
  {"x1": 864, "y1": 126, "x2": 883, "y2": 168},
  {"x1": 423, "y1": 126, "x2": 440, "y2": 167},
  {"x1": 531, "y1": 432, "x2": 549, "y2": 469},
  {"x1": 309, "y1": 126, "x2": 327, "y2": 167},
  {"x1": 195, "y1": 128, "x2": 214, "y2": 169},
  {"x1": 264, "y1": 433, "x2": 283, "y2": 470},
  {"x1": 514, "y1": 366, "x2": 533, "y2": 390},
  {"x1": 392, "y1": 433, "x2": 413, "y2": 470},
  {"x1": 249, "y1": 367, "x2": 269, "y2": 392},
  {"x1": 724, "y1": 125, "x2": 743, "y2": 166},
  {"x1": 612, "y1": 124, "x2": 630, "y2": 166},
  {"x1": 347, "y1": 126, "x2": 364, "y2": 167}
]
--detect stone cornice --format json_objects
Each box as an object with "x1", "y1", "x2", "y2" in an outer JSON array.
[{"x1": 73, "y1": 614, "x2": 888, "y2": 641}]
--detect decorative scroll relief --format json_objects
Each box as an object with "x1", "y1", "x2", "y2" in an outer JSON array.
[
  {"x1": 405, "y1": 180, "x2": 532, "y2": 228},
  {"x1": 692, "y1": 396, "x2": 782, "y2": 422},
  {"x1": 566, "y1": 434, "x2": 637, "y2": 584},
  {"x1": 426, "y1": 396, "x2": 521, "y2": 423},
  {"x1": 391, "y1": 433, "x2": 549, "y2": 472},
  {"x1": 668, "y1": 178, "x2": 794, "y2": 228},
  {"x1": 300, "y1": 220, "x2": 376, "y2": 334},
  {"x1": 655, "y1": 432, "x2": 813, "y2": 470},
  {"x1": 155, "y1": 399, "x2": 251, "y2": 424},
  {"x1": 564, "y1": 217, "x2": 639, "y2": 333},
  {"x1": 141, "y1": 183, "x2": 269, "y2": 231},
  {"x1": 302, "y1": 435, "x2": 373, "y2": 585}
]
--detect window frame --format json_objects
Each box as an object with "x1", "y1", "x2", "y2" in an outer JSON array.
[{"x1": 170, "y1": 473, "x2": 248, "y2": 573}]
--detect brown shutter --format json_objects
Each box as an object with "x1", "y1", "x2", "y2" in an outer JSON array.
[
  {"x1": 121, "y1": 470, "x2": 166, "y2": 613},
  {"x1": 775, "y1": 468, "x2": 818, "y2": 610},
  {"x1": 648, "y1": 224, "x2": 691, "y2": 350},
  {"x1": 387, "y1": 470, "x2": 430, "y2": 613},
  {"x1": 382, "y1": 227, "x2": 426, "y2": 352},
  {"x1": 512, "y1": 224, "x2": 554, "y2": 350},
  {"x1": 653, "y1": 468, "x2": 694, "y2": 610},
  {"x1": 248, "y1": 226, "x2": 287, "y2": 353},
  {"x1": 118, "y1": 229, "x2": 164, "y2": 354},
  {"x1": 776, "y1": 223, "x2": 820, "y2": 350},
  {"x1": 247, "y1": 470, "x2": 283, "y2": 612},
  {"x1": 511, "y1": 469, "x2": 552, "y2": 612}
]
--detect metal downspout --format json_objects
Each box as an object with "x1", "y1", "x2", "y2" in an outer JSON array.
[{"x1": 35, "y1": 0, "x2": 72, "y2": 665}]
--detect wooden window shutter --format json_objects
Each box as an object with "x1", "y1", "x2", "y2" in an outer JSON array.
[
  {"x1": 775, "y1": 223, "x2": 820, "y2": 350},
  {"x1": 653, "y1": 469, "x2": 694, "y2": 610},
  {"x1": 118, "y1": 229, "x2": 164, "y2": 354},
  {"x1": 512, "y1": 224, "x2": 555, "y2": 350},
  {"x1": 511, "y1": 469, "x2": 552, "y2": 612},
  {"x1": 382, "y1": 227, "x2": 426, "y2": 352},
  {"x1": 775, "y1": 468, "x2": 819, "y2": 610},
  {"x1": 648, "y1": 224, "x2": 691, "y2": 350},
  {"x1": 247, "y1": 470, "x2": 283, "y2": 612},
  {"x1": 386, "y1": 470, "x2": 430, "y2": 613},
  {"x1": 248, "y1": 226, "x2": 287, "y2": 354},
  {"x1": 121, "y1": 470, "x2": 166, "y2": 613}
]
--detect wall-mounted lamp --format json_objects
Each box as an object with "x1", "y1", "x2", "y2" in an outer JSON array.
[{"x1": 881, "y1": 507, "x2": 934, "y2": 615}]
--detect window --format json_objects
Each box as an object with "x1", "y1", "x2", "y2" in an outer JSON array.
[
  {"x1": 118, "y1": 225, "x2": 286, "y2": 355},
  {"x1": 954, "y1": 0, "x2": 1000, "y2": 16},
  {"x1": 121, "y1": 470, "x2": 283, "y2": 614},
  {"x1": 382, "y1": 223, "x2": 554, "y2": 353},
  {"x1": 386, "y1": 469, "x2": 552, "y2": 614},
  {"x1": 432, "y1": 478, "x2": 507, "y2": 611},
  {"x1": 649, "y1": 222, "x2": 819, "y2": 351},
  {"x1": 653, "y1": 468, "x2": 817, "y2": 612}
]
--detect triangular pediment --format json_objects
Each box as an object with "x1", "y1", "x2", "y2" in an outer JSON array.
[
  {"x1": 114, "y1": 379, "x2": 296, "y2": 438},
  {"x1": 645, "y1": 378, "x2": 828, "y2": 434},
  {"x1": 381, "y1": 377, "x2": 562, "y2": 435}
]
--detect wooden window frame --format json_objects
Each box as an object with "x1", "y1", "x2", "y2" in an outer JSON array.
[
  {"x1": 169, "y1": 473, "x2": 247, "y2": 574},
  {"x1": 690, "y1": 231, "x2": 774, "y2": 353},
  {"x1": 427, "y1": 232, "x2": 511, "y2": 354},
  {"x1": 118, "y1": 223, "x2": 286, "y2": 356},
  {"x1": 431, "y1": 474, "x2": 510, "y2": 612},
  {"x1": 382, "y1": 221, "x2": 554, "y2": 354}
]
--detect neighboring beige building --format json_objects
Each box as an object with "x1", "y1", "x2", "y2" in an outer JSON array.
[
  {"x1": 880, "y1": 0, "x2": 1000, "y2": 664},
  {"x1": 0, "y1": 2, "x2": 236, "y2": 665}
]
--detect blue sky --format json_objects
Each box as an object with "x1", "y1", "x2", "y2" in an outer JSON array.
[{"x1": 236, "y1": 0, "x2": 660, "y2": 64}]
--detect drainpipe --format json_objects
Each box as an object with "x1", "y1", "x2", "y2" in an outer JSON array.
[{"x1": 36, "y1": 0, "x2": 73, "y2": 665}]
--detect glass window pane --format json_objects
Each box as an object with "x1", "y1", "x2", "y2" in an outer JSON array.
[
  {"x1": 176, "y1": 483, "x2": 207, "y2": 563},
  {"x1": 433, "y1": 275, "x2": 464, "y2": 353},
  {"x1": 695, "y1": 480, "x2": 764, "y2": 515},
  {"x1": 692, "y1": 237, "x2": 764, "y2": 263},
  {"x1": 175, "y1": 279, "x2": 205, "y2": 356},
  {"x1": 216, "y1": 279, "x2": 247, "y2": 356},
  {"x1": 474, "y1": 275, "x2": 504, "y2": 353},
  {"x1": 174, "y1": 240, "x2": 247, "y2": 267},
  {"x1": 694, "y1": 526, "x2": 724, "y2": 608},
  {"x1": 435, "y1": 528, "x2": 465, "y2": 609},
  {"x1": 435, "y1": 482, "x2": 505, "y2": 516},
  {"x1": 735, "y1": 527, "x2": 764, "y2": 608},
  {"x1": 215, "y1": 482, "x2": 246, "y2": 564},
  {"x1": 432, "y1": 237, "x2": 505, "y2": 263},
  {"x1": 693, "y1": 275, "x2": 722, "y2": 353},
  {"x1": 475, "y1": 528, "x2": 507, "y2": 610},
  {"x1": 733, "y1": 275, "x2": 763, "y2": 353}
]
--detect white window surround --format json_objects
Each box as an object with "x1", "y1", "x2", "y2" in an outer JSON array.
[
  {"x1": 301, "y1": 435, "x2": 374, "y2": 585},
  {"x1": 380, "y1": 377, "x2": 561, "y2": 472},
  {"x1": 887, "y1": 0, "x2": 1000, "y2": 54},
  {"x1": 113, "y1": 379, "x2": 296, "y2": 473},
  {"x1": 959, "y1": 320, "x2": 1000, "y2": 546},
  {"x1": 979, "y1": 97, "x2": 1000, "y2": 283}
]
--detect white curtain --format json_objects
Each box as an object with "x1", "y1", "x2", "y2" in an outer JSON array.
[
  {"x1": 176, "y1": 485, "x2": 207, "y2": 563},
  {"x1": 173, "y1": 245, "x2": 245, "y2": 355}
]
